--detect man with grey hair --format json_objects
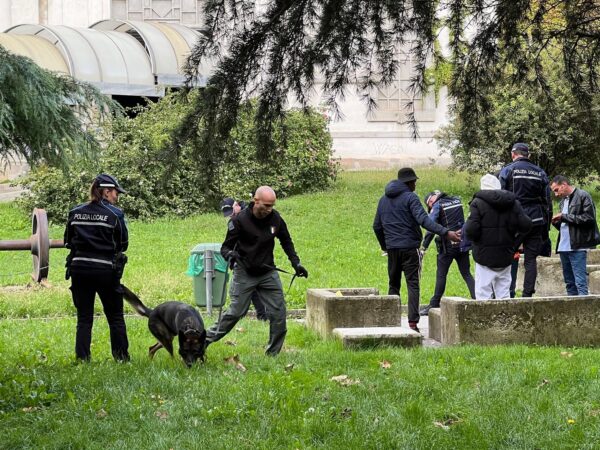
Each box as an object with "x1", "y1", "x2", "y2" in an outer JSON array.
[
  {"x1": 205, "y1": 186, "x2": 308, "y2": 356},
  {"x1": 466, "y1": 174, "x2": 532, "y2": 299}
]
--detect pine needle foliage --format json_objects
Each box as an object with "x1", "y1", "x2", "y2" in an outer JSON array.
[
  {"x1": 178, "y1": 0, "x2": 600, "y2": 162},
  {"x1": 0, "y1": 45, "x2": 119, "y2": 168}
]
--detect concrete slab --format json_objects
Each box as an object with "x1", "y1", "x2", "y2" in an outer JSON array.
[
  {"x1": 332, "y1": 326, "x2": 423, "y2": 349},
  {"x1": 428, "y1": 308, "x2": 441, "y2": 342},
  {"x1": 306, "y1": 288, "x2": 401, "y2": 338},
  {"x1": 440, "y1": 295, "x2": 600, "y2": 346}
]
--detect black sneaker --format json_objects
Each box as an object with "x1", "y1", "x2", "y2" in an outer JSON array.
[{"x1": 419, "y1": 305, "x2": 432, "y2": 316}]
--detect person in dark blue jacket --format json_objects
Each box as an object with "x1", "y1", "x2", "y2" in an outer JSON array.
[
  {"x1": 373, "y1": 168, "x2": 461, "y2": 332},
  {"x1": 64, "y1": 174, "x2": 130, "y2": 362},
  {"x1": 499, "y1": 143, "x2": 552, "y2": 297},
  {"x1": 419, "y1": 191, "x2": 475, "y2": 316}
]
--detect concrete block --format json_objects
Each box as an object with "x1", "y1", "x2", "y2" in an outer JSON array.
[
  {"x1": 306, "y1": 288, "x2": 401, "y2": 338},
  {"x1": 440, "y1": 295, "x2": 600, "y2": 346},
  {"x1": 428, "y1": 308, "x2": 441, "y2": 342},
  {"x1": 534, "y1": 257, "x2": 565, "y2": 296},
  {"x1": 332, "y1": 327, "x2": 422, "y2": 349},
  {"x1": 515, "y1": 254, "x2": 600, "y2": 297},
  {"x1": 589, "y1": 271, "x2": 600, "y2": 295},
  {"x1": 587, "y1": 250, "x2": 600, "y2": 265}
]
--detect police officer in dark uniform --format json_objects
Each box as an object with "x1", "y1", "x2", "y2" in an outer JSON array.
[
  {"x1": 206, "y1": 186, "x2": 308, "y2": 356},
  {"x1": 419, "y1": 190, "x2": 475, "y2": 315},
  {"x1": 64, "y1": 174, "x2": 130, "y2": 362},
  {"x1": 499, "y1": 143, "x2": 552, "y2": 297}
]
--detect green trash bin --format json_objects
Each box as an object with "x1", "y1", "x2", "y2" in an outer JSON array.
[{"x1": 186, "y1": 243, "x2": 229, "y2": 311}]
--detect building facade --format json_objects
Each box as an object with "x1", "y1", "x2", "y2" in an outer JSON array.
[{"x1": 0, "y1": 0, "x2": 451, "y2": 168}]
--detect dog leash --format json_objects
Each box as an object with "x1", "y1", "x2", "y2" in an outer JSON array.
[{"x1": 263, "y1": 265, "x2": 298, "y2": 294}]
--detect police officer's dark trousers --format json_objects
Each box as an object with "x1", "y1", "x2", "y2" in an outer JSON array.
[
  {"x1": 387, "y1": 248, "x2": 421, "y2": 323},
  {"x1": 206, "y1": 266, "x2": 287, "y2": 355},
  {"x1": 70, "y1": 269, "x2": 129, "y2": 361},
  {"x1": 521, "y1": 225, "x2": 545, "y2": 297},
  {"x1": 428, "y1": 247, "x2": 475, "y2": 307}
]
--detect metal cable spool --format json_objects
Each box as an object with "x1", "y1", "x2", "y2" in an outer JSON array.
[{"x1": 0, "y1": 208, "x2": 64, "y2": 282}]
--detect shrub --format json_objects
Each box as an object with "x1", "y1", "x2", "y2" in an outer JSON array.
[
  {"x1": 437, "y1": 58, "x2": 600, "y2": 180},
  {"x1": 17, "y1": 93, "x2": 338, "y2": 221}
]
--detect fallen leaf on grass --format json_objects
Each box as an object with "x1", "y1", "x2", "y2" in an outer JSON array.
[
  {"x1": 331, "y1": 407, "x2": 353, "y2": 420},
  {"x1": 224, "y1": 340, "x2": 237, "y2": 346},
  {"x1": 22, "y1": 406, "x2": 39, "y2": 413},
  {"x1": 560, "y1": 351, "x2": 573, "y2": 358},
  {"x1": 433, "y1": 416, "x2": 462, "y2": 430},
  {"x1": 536, "y1": 379, "x2": 550, "y2": 389},
  {"x1": 285, "y1": 363, "x2": 295, "y2": 372},
  {"x1": 96, "y1": 408, "x2": 108, "y2": 419},
  {"x1": 224, "y1": 354, "x2": 247, "y2": 372},
  {"x1": 330, "y1": 375, "x2": 361, "y2": 386},
  {"x1": 379, "y1": 360, "x2": 392, "y2": 369},
  {"x1": 155, "y1": 410, "x2": 168, "y2": 420},
  {"x1": 235, "y1": 327, "x2": 246, "y2": 333}
]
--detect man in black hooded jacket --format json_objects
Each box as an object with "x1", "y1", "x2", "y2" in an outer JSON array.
[
  {"x1": 465, "y1": 174, "x2": 532, "y2": 299},
  {"x1": 373, "y1": 167, "x2": 461, "y2": 332}
]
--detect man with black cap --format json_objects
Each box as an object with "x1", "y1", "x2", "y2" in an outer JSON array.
[
  {"x1": 419, "y1": 190, "x2": 475, "y2": 316},
  {"x1": 220, "y1": 196, "x2": 268, "y2": 321},
  {"x1": 499, "y1": 143, "x2": 552, "y2": 297},
  {"x1": 64, "y1": 173, "x2": 130, "y2": 362},
  {"x1": 373, "y1": 168, "x2": 461, "y2": 332}
]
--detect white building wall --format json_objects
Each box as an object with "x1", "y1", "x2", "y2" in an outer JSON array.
[
  {"x1": 47, "y1": 0, "x2": 111, "y2": 27},
  {"x1": 0, "y1": 0, "x2": 451, "y2": 168},
  {"x1": 1, "y1": 0, "x2": 111, "y2": 30}
]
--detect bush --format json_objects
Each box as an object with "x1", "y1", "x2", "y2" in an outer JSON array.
[{"x1": 17, "y1": 93, "x2": 338, "y2": 221}]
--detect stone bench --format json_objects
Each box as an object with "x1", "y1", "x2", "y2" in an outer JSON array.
[
  {"x1": 515, "y1": 254, "x2": 600, "y2": 296},
  {"x1": 439, "y1": 295, "x2": 600, "y2": 346},
  {"x1": 306, "y1": 288, "x2": 401, "y2": 338},
  {"x1": 333, "y1": 327, "x2": 422, "y2": 349}
]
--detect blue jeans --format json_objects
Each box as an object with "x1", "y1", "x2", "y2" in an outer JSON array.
[{"x1": 559, "y1": 251, "x2": 588, "y2": 295}]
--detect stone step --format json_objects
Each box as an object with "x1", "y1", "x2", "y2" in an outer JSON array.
[
  {"x1": 332, "y1": 326, "x2": 422, "y2": 349},
  {"x1": 428, "y1": 308, "x2": 442, "y2": 342}
]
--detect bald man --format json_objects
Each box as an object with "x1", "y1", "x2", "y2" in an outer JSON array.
[{"x1": 205, "y1": 186, "x2": 308, "y2": 355}]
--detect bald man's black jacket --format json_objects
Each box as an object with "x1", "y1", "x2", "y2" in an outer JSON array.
[{"x1": 221, "y1": 202, "x2": 300, "y2": 276}]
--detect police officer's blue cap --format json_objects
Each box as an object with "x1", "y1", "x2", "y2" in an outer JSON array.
[
  {"x1": 220, "y1": 197, "x2": 235, "y2": 217},
  {"x1": 95, "y1": 174, "x2": 126, "y2": 194},
  {"x1": 511, "y1": 143, "x2": 529, "y2": 154},
  {"x1": 397, "y1": 167, "x2": 419, "y2": 183}
]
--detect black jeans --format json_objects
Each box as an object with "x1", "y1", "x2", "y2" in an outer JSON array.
[
  {"x1": 428, "y1": 247, "x2": 475, "y2": 307},
  {"x1": 521, "y1": 226, "x2": 545, "y2": 297},
  {"x1": 70, "y1": 269, "x2": 129, "y2": 361},
  {"x1": 387, "y1": 248, "x2": 421, "y2": 323}
]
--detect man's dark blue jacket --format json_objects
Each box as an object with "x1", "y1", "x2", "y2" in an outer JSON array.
[{"x1": 373, "y1": 179, "x2": 448, "y2": 250}]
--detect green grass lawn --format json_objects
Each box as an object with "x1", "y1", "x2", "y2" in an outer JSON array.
[
  {"x1": 1, "y1": 168, "x2": 600, "y2": 449},
  {"x1": 0, "y1": 169, "x2": 483, "y2": 317}
]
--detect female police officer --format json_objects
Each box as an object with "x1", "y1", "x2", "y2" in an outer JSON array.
[{"x1": 64, "y1": 174, "x2": 130, "y2": 362}]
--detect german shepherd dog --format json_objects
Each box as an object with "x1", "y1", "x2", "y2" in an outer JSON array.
[{"x1": 121, "y1": 285, "x2": 207, "y2": 367}]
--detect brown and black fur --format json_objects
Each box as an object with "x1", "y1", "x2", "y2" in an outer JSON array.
[{"x1": 122, "y1": 285, "x2": 206, "y2": 367}]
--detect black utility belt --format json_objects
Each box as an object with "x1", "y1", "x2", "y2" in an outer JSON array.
[{"x1": 72, "y1": 256, "x2": 114, "y2": 266}]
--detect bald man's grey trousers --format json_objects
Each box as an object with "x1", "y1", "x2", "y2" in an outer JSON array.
[{"x1": 206, "y1": 266, "x2": 287, "y2": 355}]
